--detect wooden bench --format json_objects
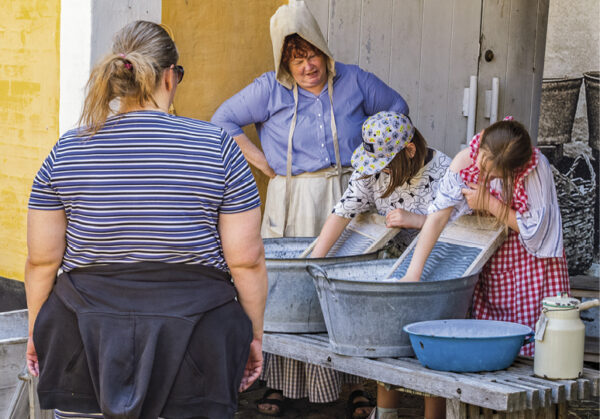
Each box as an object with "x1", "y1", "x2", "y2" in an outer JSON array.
[{"x1": 263, "y1": 332, "x2": 599, "y2": 418}]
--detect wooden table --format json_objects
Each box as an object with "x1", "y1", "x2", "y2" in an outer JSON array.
[{"x1": 263, "y1": 332, "x2": 599, "y2": 418}]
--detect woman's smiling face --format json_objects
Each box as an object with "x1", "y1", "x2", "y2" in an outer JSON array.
[{"x1": 288, "y1": 50, "x2": 327, "y2": 95}]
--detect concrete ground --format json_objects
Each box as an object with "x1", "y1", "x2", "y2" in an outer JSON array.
[{"x1": 236, "y1": 379, "x2": 599, "y2": 419}]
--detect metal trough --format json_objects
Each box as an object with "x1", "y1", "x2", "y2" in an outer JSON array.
[
  {"x1": 0, "y1": 309, "x2": 28, "y2": 417},
  {"x1": 308, "y1": 259, "x2": 480, "y2": 357},
  {"x1": 263, "y1": 237, "x2": 379, "y2": 333}
]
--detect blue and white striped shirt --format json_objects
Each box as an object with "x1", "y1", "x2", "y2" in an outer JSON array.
[{"x1": 29, "y1": 111, "x2": 261, "y2": 272}]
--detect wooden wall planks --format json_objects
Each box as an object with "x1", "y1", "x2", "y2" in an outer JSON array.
[
  {"x1": 303, "y1": 0, "x2": 547, "y2": 154},
  {"x1": 389, "y1": 0, "x2": 424, "y2": 123},
  {"x1": 328, "y1": 0, "x2": 362, "y2": 65},
  {"x1": 359, "y1": 0, "x2": 393, "y2": 82}
]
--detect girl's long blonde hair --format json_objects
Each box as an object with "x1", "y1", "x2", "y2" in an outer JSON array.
[
  {"x1": 78, "y1": 21, "x2": 179, "y2": 135},
  {"x1": 477, "y1": 120, "x2": 533, "y2": 224}
]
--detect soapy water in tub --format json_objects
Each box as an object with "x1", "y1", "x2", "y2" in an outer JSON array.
[
  {"x1": 307, "y1": 242, "x2": 481, "y2": 283},
  {"x1": 264, "y1": 239, "x2": 481, "y2": 282},
  {"x1": 390, "y1": 242, "x2": 481, "y2": 281},
  {"x1": 264, "y1": 234, "x2": 376, "y2": 259},
  {"x1": 264, "y1": 238, "x2": 315, "y2": 260}
]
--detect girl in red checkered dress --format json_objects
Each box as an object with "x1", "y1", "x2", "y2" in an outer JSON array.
[
  {"x1": 400, "y1": 118, "x2": 570, "y2": 357},
  {"x1": 397, "y1": 118, "x2": 570, "y2": 419}
]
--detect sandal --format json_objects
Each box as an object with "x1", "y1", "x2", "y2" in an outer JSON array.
[
  {"x1": 346, "y1": 389, "x2": 375, "y2": 419},
  {"x1": 256, "y1": 388, "x2": 285, "y2": 417}
]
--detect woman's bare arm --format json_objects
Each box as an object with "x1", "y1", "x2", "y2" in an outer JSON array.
[
  {"x1": 400, "y1": 148, "x2": 472, "y2": 282},
  {"x1": 311, "y1": 214, "x2": 351, "y2": 258},
  {"x1": 400, "y1": 207, "x2": 453, "y2": 282},
  {"x1": 24, "y1": 209, "x2": 67, "y2": 375},
  {"x1": 233, "y1": 134, "x2": 276, "y2": 179},
  {"x1": 218, "y1": 207, "x2": 268, "y2": 390}
]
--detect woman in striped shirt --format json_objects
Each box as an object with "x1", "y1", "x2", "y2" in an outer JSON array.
[{"x1": 25, "y1": 20, "x2": 267, "y2": 419}]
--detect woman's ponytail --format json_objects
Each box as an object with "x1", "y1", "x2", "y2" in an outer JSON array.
[{"x1": 78, "y1": 21, "x2": 178, "y2": 136}]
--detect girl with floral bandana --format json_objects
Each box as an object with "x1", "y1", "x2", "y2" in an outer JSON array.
[
  {"x1": 312, "y1": 112, "x2": 451, "y2": 419},
  {"x1": 312, "y1": 111, "x2": 451, "y2": 259}
]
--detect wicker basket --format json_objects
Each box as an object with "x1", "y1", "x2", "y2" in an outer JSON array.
[{"x1": 551, "y1": 153, "x2": 597, "y2": 275}]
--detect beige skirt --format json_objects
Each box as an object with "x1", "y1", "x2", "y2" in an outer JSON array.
[
  {"x1": 260, "y1": 166, "x2": 361, "y2": 402},
  {"x1": 261, "y1": 167, "x2": 353, "y2": 238}
]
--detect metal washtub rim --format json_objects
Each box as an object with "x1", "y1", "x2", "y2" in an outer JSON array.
[
  {"x1": 263, "y1": 237, "x2": 380, "y2": 262},
  {"x1": 265, "y1": 251, "x2": 379, "y2": 263},
  {"x1": 307, "y1": 260, "x2": 481, "y2": 288},
  {"x1": 0, "y1": 337, "x2": 28, "y2": 344}
]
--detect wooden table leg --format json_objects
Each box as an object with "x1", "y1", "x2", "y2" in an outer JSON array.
[
  {"x1": 447, "y1": 399, "x2": 468, "y2": 419},
  {"x1": 469, "y1": 404, "x2": 481, "y2": 418},
  {"x1": 557, "y1": 402, "x2": 568, "y2": 419}
]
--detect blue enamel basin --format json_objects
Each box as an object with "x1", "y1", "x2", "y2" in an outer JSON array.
[{"x1": 403, "y1": 319, "x2": 534, "y2": 372}]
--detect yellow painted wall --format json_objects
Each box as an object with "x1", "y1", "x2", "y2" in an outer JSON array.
[
  {"x1": 162, "y1": 0, "x2": 286, "y2": 205},
  {"x1": 0, "y1": 1, "x2": 61, "y2": 281}
]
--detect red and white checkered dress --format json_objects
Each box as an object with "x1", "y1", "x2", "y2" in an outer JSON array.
[{"x1": 460, "y1": 128, "x2": 570, "y2": 356}]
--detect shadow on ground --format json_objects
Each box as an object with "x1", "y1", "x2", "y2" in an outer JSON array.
[
  {"x1": 236, "y1": 380, "x2": 421, "y2": 418},
  {"x1": 236, "y1": 380, "x2": 599, "y2": 419}
]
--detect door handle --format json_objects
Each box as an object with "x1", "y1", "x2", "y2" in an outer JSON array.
[
  {"x1": 484, "y1": 77, "x2": 500, "y2": 124},
  {"x1": 463, "y1": 75, "x2": 477, "y2": 144}
]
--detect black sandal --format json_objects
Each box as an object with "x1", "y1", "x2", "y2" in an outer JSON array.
[
  {"x1": 346, "y1": 389, "x2": 375, "y2": 419},
  {"x1": 256, "y1": 388, "x2": 285, "y2": 417}
]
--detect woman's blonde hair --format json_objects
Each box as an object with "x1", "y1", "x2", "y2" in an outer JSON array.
[
  {"x1": 78, "y1": 20, "x2": 179, "y2": 135},
  {"x1": 379, "y1": 128, "x2": 428, "y2": 198},
  {"x1": 477, "y1": 120, "x2": 533, "y2": 224}
]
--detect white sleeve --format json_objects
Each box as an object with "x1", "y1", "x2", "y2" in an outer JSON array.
[
  {"x1": 428, "y1": 170, "x2": 472, "y2": 221},
  {"x1": 516, "y1": 154, "x2": 564, "y2": 258},
  {"x1": 332, "y1": 171, "x2": 375, "y2": 218}
]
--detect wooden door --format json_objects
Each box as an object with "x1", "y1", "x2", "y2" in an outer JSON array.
[
  {"x1": 304, "y1": 0, "x2": 549, "y2": 154},
  {"x1": 305, "y1": 0, "x2": 482, "y2": 157},
  {"x1": 476, "y1": 0, "x2": 549, "y2": 142}
]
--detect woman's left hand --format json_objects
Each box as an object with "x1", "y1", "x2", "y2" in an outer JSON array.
[
  {"x1": 27, "y1": 336, "x2": 39, "y2": 377},
  {"x1": 461, "y1": 182, "x2": 489, "y2": 211},
  {"x1": 239, "y1": 337, "x2": 263, "y2": 392}
]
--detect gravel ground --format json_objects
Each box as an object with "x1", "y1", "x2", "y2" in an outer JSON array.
[{"x1": 235, "y1": 379, "x2": 599, "y2": 418}]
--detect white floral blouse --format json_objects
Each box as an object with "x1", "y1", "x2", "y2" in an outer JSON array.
[{"x1": 333, "y1": 148, "x2": 451, "y2": 218}]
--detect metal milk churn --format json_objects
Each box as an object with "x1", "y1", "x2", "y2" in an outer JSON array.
[{"x1": 534, "y1": 293, "x2": 599, "y2": 379}]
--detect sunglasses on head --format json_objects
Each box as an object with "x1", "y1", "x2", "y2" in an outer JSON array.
[{"x1": 173, "y1": 65, "x2": 184, "y2": 84}]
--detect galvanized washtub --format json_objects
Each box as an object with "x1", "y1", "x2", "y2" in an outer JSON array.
[
  {"x1": 307, "y1": 257, "x2": 480, "y2": 357},
  {"x1": 263, "y1": 237, "x2": 379, "y2": 333},
  {"x1": 0, "y1": 309, "x2": 28, "y2": 416}
]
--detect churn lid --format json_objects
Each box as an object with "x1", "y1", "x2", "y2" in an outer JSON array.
[{"x1": 542, "y1": 292, "x2": 579, "y2": 310}]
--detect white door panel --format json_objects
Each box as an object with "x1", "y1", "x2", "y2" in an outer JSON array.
[
  {"x1": 477, "y1": 0, "x2": 549, "y2": 141},
  {"x1": 305, "y1": 0, "x2": 547, "y2": 154}
]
